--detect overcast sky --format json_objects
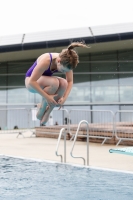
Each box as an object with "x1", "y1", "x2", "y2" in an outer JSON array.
[{"x1": 0, "y1": 0, "x2": 133, "y2": 36}]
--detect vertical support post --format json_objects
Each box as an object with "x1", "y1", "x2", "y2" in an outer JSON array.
[
  {"x1": 64, "y1": 131, "x2": 66, "y2": 163},
  {"x1": 27, "y1": 109, "x2": 30, "y2": 129},
  {"x1": 86, "y1": 124, "x2": 89, "y2": 166}
]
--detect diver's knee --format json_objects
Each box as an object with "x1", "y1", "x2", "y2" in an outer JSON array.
[{"x1": 59, "y1": 78, "x2": 68, "y2": 89}]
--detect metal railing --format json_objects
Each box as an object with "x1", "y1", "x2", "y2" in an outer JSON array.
[
  {"x1": 0, "y1": 107, "x2": 35, "y2": 137},
  {"x1": 69, "y1": 109, "x2": 114, "y2": 145},
  {"x1": 52, "y1": 108, "x2": 70, "y2": 128},
  {"x1": 1, "y1": 106, "x2": 133, "y2": 146},
  {"x1": 114, "y1": 110, "x2": 133, "y2": 146}
]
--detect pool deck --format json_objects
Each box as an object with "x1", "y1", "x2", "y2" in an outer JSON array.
[{"x1": 0, "y1": 132, "x2": 133, "y2": 172}]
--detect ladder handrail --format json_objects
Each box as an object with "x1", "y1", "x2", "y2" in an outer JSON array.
[
  {"x1": 55, "y1": 128, "x2": 67, "y2": 163},
  {"x1": 70, "y1": 120, "x2": 89, "y2": 165}
]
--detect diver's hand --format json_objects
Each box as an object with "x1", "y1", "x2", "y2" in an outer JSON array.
[
  {"x1": 57, "y1": 97, "x2": 65, "y2": 110},
  {"x1": 46, "y1": 94, "x2": 58, "y2": 107}
]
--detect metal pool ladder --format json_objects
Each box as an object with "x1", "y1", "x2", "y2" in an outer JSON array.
[
  {"x1": 70, "y1": 120, "x2": 89, "y2": 166},
  {"x1": 55, "y1": 120, "x2": 89, "y2": 166},
  {"x1": 55, "y1": 128, "x2": 68, "y2": 163}
]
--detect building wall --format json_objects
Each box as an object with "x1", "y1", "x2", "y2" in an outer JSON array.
[{"x1": 0, "y1": 49, "x2": 133, "y2": 111}]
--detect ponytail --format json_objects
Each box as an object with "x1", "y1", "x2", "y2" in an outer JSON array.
[
  {"x1": 67, "y1": 42, "x2": 90, "y2": 50},
  {"x1": 59, "y1": 42, "x2": 90, "y2": 69}
]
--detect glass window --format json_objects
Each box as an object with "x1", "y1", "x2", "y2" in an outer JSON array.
[
  {"x1": 118, "y1": 63, "x2": 133, "y2": 72},
  {"x1": 119, "y1": 74, "x2": 133, "y2": 85},
  {"x1": 0, "y1": 76, "x2": 7, "y2": 86},
  {"x1": 118, "y1": 50, "x2": 133, "y2": 61},
  {"x1": 8, "y1": 61, "x2": 34, "y2": 73},
  {"x1": 73, "y1": 74, "x2": 90, "y2": 84},
  {"x1": 66, "y1": 85, "x2": 90, "y2": 102},
  {"x1": 91, "y1": 86, "x2": 119, "y2": 102},
  {"x1": 1, "y1": 49, "x2": 133, "y2": 106},
  {"x1": 0, "y1": 89, "x2": 7, "y2": 103},
  {"x1": 8, "y1": 75, "x2": 25, "y2": 86},
  {"x1": 91, "y1": 74, "x2": 118, "y2": 86},
  {"x1": 8, "y1": 88, "x2": 35, "y2": 103},
  {"x1": 91, "y1": 62, "x2": 118, "y2": 72},
  {"x1": 74, "y1": 63, "x2": 90, "y2": 72},
  {"x1": 91, "y1": 52, "x2": 117, "y2": 72},
  {"x1": 91, "y1": 52, "x2": 117, "y2": 61},
  {"x1": 79, "y1": 54, "x2": 90, "y2": 61},
  {"x1": 0, "y1": 63, "x2": 7, "y2": 74},
  {"x1": 64, "y1": 74, "x2": 91, "y2": 102},
  {"x1": 119, "y1": 86, "x2": 133, "y2": 102}
]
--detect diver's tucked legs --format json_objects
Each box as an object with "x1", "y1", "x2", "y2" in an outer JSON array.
[
  {"x1": 36, "y1": 76, "x2": 60, "y2": 120},
  {"x1": 41, "y1": 77, "x2": 68, "y2": 125}
]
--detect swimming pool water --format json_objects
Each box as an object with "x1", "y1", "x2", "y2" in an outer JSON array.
[{"x1": 0, "y1": 155, "x2": 133, "y2": 200}]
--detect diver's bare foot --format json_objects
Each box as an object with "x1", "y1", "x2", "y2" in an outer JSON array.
[
  {"x1": 36, "y1": 103, "x2": 49, "y2": 120},
  {"x1": 40, "y1": 106, "x2": 52, "y2": 125},
  {"x1": 37, "y1": 103, "x2": 41, "y2": 108},
  {"x1": 36, "y1": 103, "x2": 43, "y2": 120}
]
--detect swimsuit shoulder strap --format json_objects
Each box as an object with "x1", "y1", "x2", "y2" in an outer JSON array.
[{"x1": 48, "y1": 53, "x2": 52, "y2": 68}]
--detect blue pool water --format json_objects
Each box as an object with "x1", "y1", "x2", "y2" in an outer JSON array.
[{"x1": 0, "y1": 156, "x2": 133, "y2": 200}]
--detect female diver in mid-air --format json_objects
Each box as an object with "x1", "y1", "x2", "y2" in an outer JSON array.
[{"x1": 25, "y1": 42, "x2": 89, "y2": 125}]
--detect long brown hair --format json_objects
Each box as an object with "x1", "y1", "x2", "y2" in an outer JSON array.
[{"x1": 59, "y1": 42, "x2": 90, "y2": 69}]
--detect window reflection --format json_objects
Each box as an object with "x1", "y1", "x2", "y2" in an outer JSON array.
[
  {"x1": 8, "y1": 88, "x2": 34, "y2": 103},
  {"x1": 91, "y1": 86, "x2": 118, "y2": 102},
  {"x1": 0, "y1": 89, "x2": 6, "y2": 103},
  {"x1": 119, "y1": 74, "x2": 133, "y2": 85},
  {"x1": 0, "y1": 76, "x2": 7, "y2": 86},
  {"x1": 66, "y1": 84, "x2": 90, "y2": 102},
  {"x1": 8, "y1": 75, "x2": 24, "y2": 86},
  {"x1": 91, "y1": 74, "x2": 118, "y2": 86},
  {"x1": 91, "y1": 62, "x2": 117, "y2": 72},
  {"x1": 120, "y1": 86, "x2": 133, "y2": 102}
]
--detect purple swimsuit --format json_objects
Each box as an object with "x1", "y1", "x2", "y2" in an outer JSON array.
[{"x1": 25, "y1": 53, "x2": 58, "y2": 77}]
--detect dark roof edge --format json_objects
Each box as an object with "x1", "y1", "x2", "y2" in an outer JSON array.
[{"x1": 0, "y1": 32, "x2": 133, "y2": 53}]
